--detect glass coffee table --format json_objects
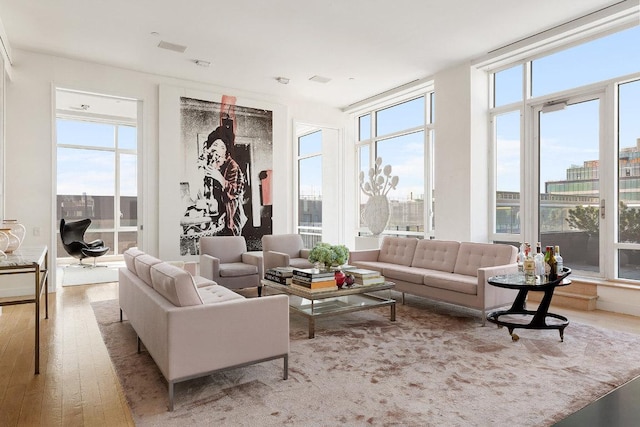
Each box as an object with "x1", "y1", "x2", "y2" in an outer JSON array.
[{"x1": 261, "y1": 279, "x2": 396, "y2": 338}]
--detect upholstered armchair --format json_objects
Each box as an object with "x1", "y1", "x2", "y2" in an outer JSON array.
[
  {"x1": 199, "y1": 236, "x2": 262, "y2": 295},
  {"x1": 262, "y1": 234, "x2": 314, "y2": 273}
]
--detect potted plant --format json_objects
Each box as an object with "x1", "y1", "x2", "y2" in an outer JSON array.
[
  {"x1": 308, "y1": 242, "x2": 349, "y2": 270},
  {"x1": 308, "y1": 242, "x2": 350, "y2": 287}
]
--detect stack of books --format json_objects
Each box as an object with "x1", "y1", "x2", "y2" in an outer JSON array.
[
  {"x1": 291, "y1": 268, "x2": 338, "y2": 292},
  {"x1": 264, "y1": 267, "x2": 294, "y2": 285},
  {"x1": 349, "y1": 268, "x2": 385, "y2": 286}
]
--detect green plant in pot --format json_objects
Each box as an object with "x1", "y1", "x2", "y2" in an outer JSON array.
[
  {"x1": 308, "y1": 242, "x2": 350, "y2": 287},
  {"x1": 308, "y1": 242, "x2": 349, "y2": 271}
]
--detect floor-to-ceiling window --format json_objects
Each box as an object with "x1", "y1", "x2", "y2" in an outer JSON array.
[
  {"x1": 297, "y1": 127, "x2": 322, "y2": 248},
  {"x1": 56, "y1": 89, "x2": 138, "y2": 259},
  {"x1": 490, "y1": 23, "x2": 640, "y2": 281},
  {"x1": 354, "y1": 88, "x2": 434, "y2": 238}
]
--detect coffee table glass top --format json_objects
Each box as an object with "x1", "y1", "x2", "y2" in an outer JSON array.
[
  {"x1": 261, "y1": 279, "x2": 396, "y2": 338},
  {"x1": 488, "y1": 268, "x2": 572, "y2": 288}
]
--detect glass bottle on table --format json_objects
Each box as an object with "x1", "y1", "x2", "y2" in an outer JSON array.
[
  {"x1": 517, "y1": 242, "x2": 525, "y2": 273},
  {"x1": 543, "y1": 246, "x2": 553, "y2": 281},
  {"x1": 548, "y1": 246, "x2": 558, "y2": 281},
  {"x1": 555, "y1": 245, "x2": 564, "y2": 276},
  {"x1": 524, "y1": 245, "x2": 536, "y2": 285},
  {"x1": 534, "y1": 242, "x2": 545, "y2": 283}
]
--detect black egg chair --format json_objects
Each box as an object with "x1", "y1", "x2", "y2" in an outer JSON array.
[{"x1": 59, "y1": 218, "x2": 109, "y2": 267}]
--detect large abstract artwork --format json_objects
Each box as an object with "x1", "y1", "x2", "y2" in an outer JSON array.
[{"x1": 178, "y1": 95, "x2": 273, "y2": 254}]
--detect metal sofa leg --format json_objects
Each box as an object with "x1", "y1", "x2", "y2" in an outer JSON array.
[
  {"x1": 119, "y1": 308, "x2": 123, "y2": 322},
  {"x1": 283, "y1": 354, "x2": 288, "y2": 380},
  {"x1": 168, "y1": 381, "x2": 174, "y2": 411}
]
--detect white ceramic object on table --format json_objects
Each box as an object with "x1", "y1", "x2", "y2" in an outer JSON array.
[
  {"x1": 2, "y1": 220, "x2": 26, "y2": 246},
  {"x1": 0, "y1": 228, "x2": 20, "y2": 253},
  {"x1": 0, "y1": 230, "x2": 9, "y2": 258}
]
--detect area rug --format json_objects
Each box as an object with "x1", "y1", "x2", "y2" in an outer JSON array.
[
  {"x1": 61, "y1": 262, "x2": 122, "y2": 286},
  {"x1": 92, "y1": 296, "x2": 640, "y2": 426}
]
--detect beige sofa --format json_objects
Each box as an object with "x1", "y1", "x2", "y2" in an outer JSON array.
[
  {"x1": 349, "y1": 237, "x2": 518, "y2": 322},
  {"x1": 118, "y1": 248, "x2": 290, "y2": 411}
]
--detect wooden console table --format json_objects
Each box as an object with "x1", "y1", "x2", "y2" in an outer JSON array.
[{"x1": 0, "y1": 246, "x2": 49, "y2": 374}]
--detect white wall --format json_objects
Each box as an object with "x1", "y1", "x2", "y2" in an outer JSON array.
[{"x1": 3, "y1": 49, "x2": 344, "y2": 293}]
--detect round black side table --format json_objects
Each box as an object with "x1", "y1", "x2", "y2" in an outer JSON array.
[{"x1": 487, "y1": 268, "x2": 571, "y2": 341}]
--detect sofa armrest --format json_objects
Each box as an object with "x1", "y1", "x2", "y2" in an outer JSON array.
[
  {"x1": 183, "y1": 261, "x2": 197, "y2": 276},
  {"x1": 166, "y1": 295, "x2": 290, "y2": 380},
  {"x1": 349, "y1": 249, "x2": 381, "y2": 263},
  {"x1": 477, "y1": 263, "x2": 519, "y2": 281},
  {"x1": 263, "y1": 250, "x2": 290, "y2": 272},
  {"x1": 199, "y1": 254, "x2": 220, "y2": 279},
  {"x1": 477, "y1": 263, "x2": 519, "y2": 306},
  {"x1": 242, "y1": 252, "x2": 264, "y2": 278},
  {"x1": 300, "y1": 248, "x2": 311, "y2": 259}
]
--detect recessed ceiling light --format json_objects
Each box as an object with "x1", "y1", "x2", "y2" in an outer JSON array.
[
  {"x1": 309, "y1": 75, "x2": 331, "y2": 84},
  {"x1": 276, "y1": 77, "x2": 290, "y2": 85}
]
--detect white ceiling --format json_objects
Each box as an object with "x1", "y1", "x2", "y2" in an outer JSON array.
[{"x1": 0, "y1": 0, "x2": 624, "y2": 110}]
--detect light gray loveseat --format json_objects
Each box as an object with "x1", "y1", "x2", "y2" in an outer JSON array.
[
  {"x1": 349, "y1": 237, "x2": 518, "y2": 322},
  {"x1": 118, "y1": 248, "x2": 289, "y2": 411}
]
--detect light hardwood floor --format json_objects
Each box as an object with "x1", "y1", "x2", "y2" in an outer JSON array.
[
  {"x1": 2, "y1": 282, "x2": 640, "y2": 426},
  {"x1": 0, "y1": 283, "x2": 134, "y2": 426}
]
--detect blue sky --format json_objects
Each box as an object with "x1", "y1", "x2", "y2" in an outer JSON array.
[{"x1": 57, "y1": 119, "x2": 137, "y2": 196}]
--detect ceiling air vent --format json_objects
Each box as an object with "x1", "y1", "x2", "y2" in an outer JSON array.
[
  {"x1": 157, "y1": 40, "x2": 187, "y2": 53},
  {"x1": 309, "y1": 75, "x2": 331, "y2": 84}
]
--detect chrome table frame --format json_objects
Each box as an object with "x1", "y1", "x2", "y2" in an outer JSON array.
[
  {"x1": 0, "y1": 246, "x2": 49, "y2": 374},
  {"x1": 261, "y1": 279, "x2": 396, "y2": 338}
]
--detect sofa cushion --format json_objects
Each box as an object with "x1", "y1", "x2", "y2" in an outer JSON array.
[
  {"x1": 289, "y1": 257, "x2": 314, "y2": 269},
  {"x1": 453, "y1": 242, "x2": 517, "y2": 277},
  {"x1": 134, "y1": 254, "x2": 163, "y2": 286},
  {"x1": 383, "y1": 265, "x2": 426, "y2": 284},
  {"x1": 219, "y1": 262, "x2": 259, "y2": 278},
  {"x1": 424, "y1": 271, "x2": 477, "y2": 295},
  {"x1": 193, "y1": 275, "x2": 218, "y2": 288},
  {"x1": 377, "y1": 237, "x2": 419, "y2": 266},
  {"x1": 150, "y1": 262, "x2": 203, "y2": 306},
  {"x1": 411, "y1": 240, "x2": 459, "y2": 272},
  {"x1": 124, "y1": 247, "x2": 146, "y2": 273},
  {"x1": 198, "y1": 284, "x2": 245, "y2": 304}
]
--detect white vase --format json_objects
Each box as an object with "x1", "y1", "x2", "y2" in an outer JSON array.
[
  {"x1": 0, "y1": 230, "x2": 8, "y2": 257},
  {"x1": 363, "y1": 195, "x2": 390, "y2": 236},
  {"x1": 0, "y1": 228, "x2": 20, "y2": 253},
  {"x1": 2, "y1": 220, "x2": 26, "y2": 246}
]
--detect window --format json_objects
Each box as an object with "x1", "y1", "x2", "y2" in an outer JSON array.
[
  {"x1": 494, "y1": 110, "x2": 521, "y2": 235},
  {"x1": 490, "y1": 23, "x2": 640, "y2": 281},
  {"x1": 56, "y1": 91, "x2": 138, "y2": 258},
  {"x1": 297, "y1": 129, "x2": 322, "y2": 247},
  {"x1": 356, "y1": 90, "x2": 433, "y2": 237},
  {"x1": 532, "y1": 26, "x2": 640, "y2": 98},
  {"x1": 618, "y1": 78, "x2": 640, "y2": 280}
]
